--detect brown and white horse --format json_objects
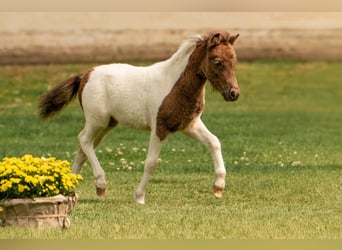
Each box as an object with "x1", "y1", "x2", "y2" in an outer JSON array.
[{"x1": 39, "y1": 31, "x2": 240, "y2": 204}]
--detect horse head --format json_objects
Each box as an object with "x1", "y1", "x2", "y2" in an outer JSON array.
[{"x1": 201, "y1": 32, "x2": 240, "y2": 102}]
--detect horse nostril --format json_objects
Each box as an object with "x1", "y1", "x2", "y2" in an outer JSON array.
[{"x1": 230, "y1": 90, "x2": 239, "y2": 100}]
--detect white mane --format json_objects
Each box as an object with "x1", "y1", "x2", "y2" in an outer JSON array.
[{"x1": 166, "y1": 34, "x2": 203, "y2": 64}]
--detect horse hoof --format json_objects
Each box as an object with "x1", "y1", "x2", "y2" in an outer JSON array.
[
  {"x1": 134, "y1": 193, "x2": 145, "y2": 205},
  {"x1": 136, "y1": 199, "x2": 145, "y2": 205},
  {"x1": 96, "y1": 187, "x2": 106, "y2": 197},
  {"x1": 214, "y1": 186, "x2": 224, "y2": 198}
]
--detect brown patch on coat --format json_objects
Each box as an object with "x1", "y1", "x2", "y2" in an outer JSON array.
[
  {"x1": 156, "y1": 37, "x2": 208, "y2": 141},
  {"x1": 78, "y1": 68, "x2": 94, "y2": 108},
  {"x1": 39, "y1": 74, "x2": 82, "y2": 119}
]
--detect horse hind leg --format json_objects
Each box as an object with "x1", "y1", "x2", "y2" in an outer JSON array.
[
  {"x1": 72, "y1": 147, "x2": 87, "y2": 174},
  {"x1": 72, "y1": 125, "x2": 114, "y2": 174},
  {"x1": 78, "y1": 119, "x2": 115, "y2": 197}
]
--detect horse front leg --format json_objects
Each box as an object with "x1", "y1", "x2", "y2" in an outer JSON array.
[
  {"x1": 184, "y1": 118, "x2": 226, "y2": 198},
  {"x1": 134, "y1": 133, "x2": 163, "y2": 204}
]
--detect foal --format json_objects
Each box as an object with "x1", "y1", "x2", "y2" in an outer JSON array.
[{"x1": 39, "y1": 31, "x2": 240, "y2": 204}]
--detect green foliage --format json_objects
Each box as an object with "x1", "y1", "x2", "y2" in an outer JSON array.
[{"x1": 0, "y1": 61, "x2": 341, "y2": 238}]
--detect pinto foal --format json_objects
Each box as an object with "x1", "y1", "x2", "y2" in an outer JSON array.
[{"x1": 39, "y1": 32, "x2": 240, "y2": 204}]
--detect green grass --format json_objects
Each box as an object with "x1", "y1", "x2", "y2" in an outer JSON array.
[{"x1": 0, "y1": 61, "x2": 341, "y2": 239}]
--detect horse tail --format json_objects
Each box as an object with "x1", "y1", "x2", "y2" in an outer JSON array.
[{"x1": 39, "y1": 74, "x2": 82, "y2": 120}]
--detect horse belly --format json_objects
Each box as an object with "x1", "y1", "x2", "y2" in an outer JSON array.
[
  {"x1": 108, "y1": 86, "x2": 152, "y2": 131},
  {"x1": 114, "y1": 105, "x2": 151, "y2": 131}
]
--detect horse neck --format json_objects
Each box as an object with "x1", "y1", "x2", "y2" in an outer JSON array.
[
  {"x1": 156, "y1": 41, "x2": 208, "y2": 140},
  {"x1": 176, "y1": 41, "x2": 208, "y2": 94}
]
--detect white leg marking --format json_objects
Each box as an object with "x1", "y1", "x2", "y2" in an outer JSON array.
[
  {"x1": 134, "y1": 133, "x2": 163, "y2": 204},
  {"x1": 184, "y1": 118, "x2": 226, "y2": 198}
]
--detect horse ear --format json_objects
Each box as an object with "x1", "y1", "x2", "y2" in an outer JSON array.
[
  {"x1": 208, "y1": 33, "x2": 224, "y2": 48},
  {"x1": 229, "y1": 34, "x2": 240, "y2": 45}
]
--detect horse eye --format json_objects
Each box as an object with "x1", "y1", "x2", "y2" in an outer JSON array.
[{"x1": 213, "y1": 59, "x2": 223, "y2": 66}]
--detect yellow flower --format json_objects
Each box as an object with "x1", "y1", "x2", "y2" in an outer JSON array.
[
  {"x1": 18, "y1": 184, "x2": 28, "y2": 193},
  {"x1": 10, "y1": 178, "x2": 21, "y2": 184},
  {"x1": 0, "y1": 181, "x2": 12, "y2": 192},
  {"x1": 0, "y1": 155, "x2": 82, "y2": 199},
  {"x1": 46, "y1": 176, "x2": 55, "y2": 182}
]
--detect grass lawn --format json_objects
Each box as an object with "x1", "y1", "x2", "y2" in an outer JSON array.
[{"x1": 0, "y1": 61, "x2": 341, "y2": 239}]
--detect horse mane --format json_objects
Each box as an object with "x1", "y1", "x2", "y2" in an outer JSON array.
[{"x1": 166, "y1": 34, "x2": 203, "y2": 64}]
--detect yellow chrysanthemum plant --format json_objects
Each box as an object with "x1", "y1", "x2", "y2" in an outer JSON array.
[{"x1": 0, "y1": 155, "x2": 83, "y2": 200}]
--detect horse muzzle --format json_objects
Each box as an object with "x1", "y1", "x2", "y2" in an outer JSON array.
[{"x1": 223, "y1": 87, "x2": 240, "y2": 102}]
